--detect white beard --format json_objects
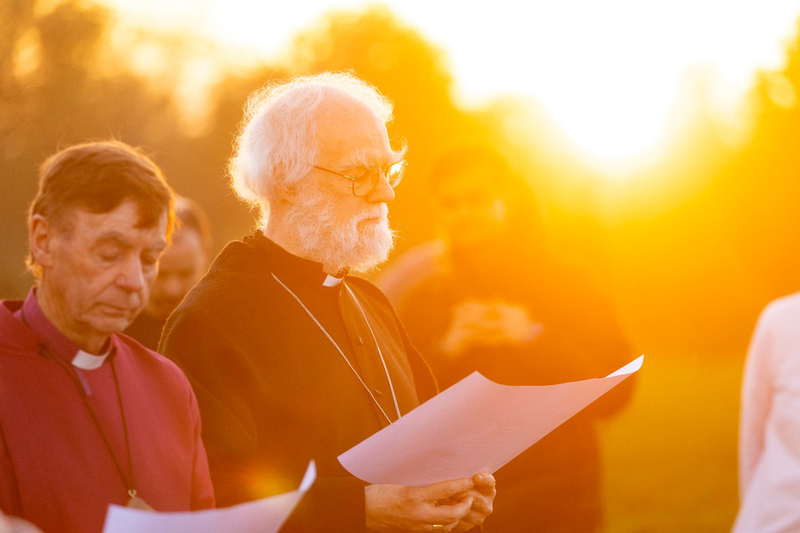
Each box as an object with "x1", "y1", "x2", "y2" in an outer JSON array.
[{"x1": 284, "y1": 187, "x2": 395, "y2": 274}]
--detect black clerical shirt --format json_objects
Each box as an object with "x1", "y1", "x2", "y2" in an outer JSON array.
[{"x1": 160, "y1": 233, "x2": 436, "y2": 532}]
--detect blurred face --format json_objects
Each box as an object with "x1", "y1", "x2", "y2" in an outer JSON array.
[
  {"x1": 436, "y1": 167, "x2": 508, "y2": 246},
  {"x1": 282, "y1": 93, "x2": 398, "y2": 273},
  {"x1": 144, "y1": 228, "x2": 208, "y2": 320},
  {"x1": 33, "y1": 200, "x2": 168, "y2": 351}
]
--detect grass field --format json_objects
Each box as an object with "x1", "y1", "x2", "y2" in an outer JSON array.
[{"x1": 600, "y1": 352, "x2": 742, "y2": 532}]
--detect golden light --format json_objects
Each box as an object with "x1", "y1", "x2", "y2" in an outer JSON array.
[{"x1": 99, "y1": 0, "x2": 800, "y2": 175}]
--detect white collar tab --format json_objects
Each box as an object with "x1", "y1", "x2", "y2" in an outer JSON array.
[
  {"x1": 71, "y1": 349, "x2": 109, "y2": 370},
  {"x1": 323, "y1": 275, "x2": 344, "y2": 287}
]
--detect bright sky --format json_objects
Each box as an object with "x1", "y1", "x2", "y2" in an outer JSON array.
[{"x1": 102, "y1": 0, "x2": 800, "y2": 165}]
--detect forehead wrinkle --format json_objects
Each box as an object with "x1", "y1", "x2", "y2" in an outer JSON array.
[
  {"x1": 94, "y1": 227, "x2": 168, "y2": 252},
  {"x1": 94, "y1": 231, "x2": 132, "y2": 247}
]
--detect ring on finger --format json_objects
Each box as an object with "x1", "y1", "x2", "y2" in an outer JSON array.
[{"x1": 432, "y1": 525, "x2": 446, "y2": 532}]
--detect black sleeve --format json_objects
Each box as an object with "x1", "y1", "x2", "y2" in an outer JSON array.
[{"x1": 160, "y1": 304, "x2": 368, "y2": 532}]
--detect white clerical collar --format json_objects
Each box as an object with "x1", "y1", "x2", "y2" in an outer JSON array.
[
  {"x1": 71, "y1": 349, "x2": 110, "y2": 370},
  {"x1": 322, "y1": 274, "x2": 344, "y2": 287}
]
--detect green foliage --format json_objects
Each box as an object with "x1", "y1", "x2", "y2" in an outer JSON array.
[{"x1": 0, "y1": 0, "x2": 186, "y2": 296}]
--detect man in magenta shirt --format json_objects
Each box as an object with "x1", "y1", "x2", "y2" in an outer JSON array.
[{"x1": 0, "y1": 141, "x2": 214, "y2": 533}]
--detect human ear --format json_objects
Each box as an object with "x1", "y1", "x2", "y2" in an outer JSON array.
[{"x1": 29, "y1": 214, "x2": 56, "y2": 269}]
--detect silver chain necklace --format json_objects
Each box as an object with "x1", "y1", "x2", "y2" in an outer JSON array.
[{"x1": 271, "y1": 273, "x2": 402, "y2": 424}]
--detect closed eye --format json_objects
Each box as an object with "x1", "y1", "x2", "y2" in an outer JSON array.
[{"x1": 99, "y1": 253, "x2": 121, "y2": 262}]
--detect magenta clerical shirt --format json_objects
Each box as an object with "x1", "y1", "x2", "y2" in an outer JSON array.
[{"x1": 0, "y1": 290, "x2": 214, "y2": 533}]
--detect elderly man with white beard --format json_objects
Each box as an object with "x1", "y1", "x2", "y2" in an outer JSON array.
[{"x1": 160, "y1": 72, "x2": 496, "y2": 532}]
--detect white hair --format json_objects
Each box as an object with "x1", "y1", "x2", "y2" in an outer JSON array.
[{"x1": 229, "y1": 71, "x2": 396, "y2": 228}]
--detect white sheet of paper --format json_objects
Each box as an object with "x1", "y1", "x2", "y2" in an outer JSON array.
[
  {"x1": 339, "y1": 356, "x2": 643, "y2": 486},
  {"x1": 102, "y1": 460, "x2": 316, "y2": 533}
]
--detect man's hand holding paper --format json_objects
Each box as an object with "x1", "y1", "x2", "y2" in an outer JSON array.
[
  {"x1": 365, "y1": 477, "x2": 476, "y2": 532},
  {"x1": 445, "y1": 472, "x2": 497, "y2": 533},
  {"x1": 364, "y1": 471, "x2": 496, "y2": 533},
  {"x1": 340, "y1": 357, "x2": 643, "y2": 488}
]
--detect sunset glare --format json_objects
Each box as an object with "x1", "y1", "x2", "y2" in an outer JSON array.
[{"x1": 99, "y1": 0, "x2": 800, "y2": 168}]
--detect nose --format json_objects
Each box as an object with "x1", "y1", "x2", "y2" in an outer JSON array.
[
  {"x1": 115, "y1": 257, "x2": 146, "y2": 293},
  {"x1": 366, "y1": 173, "x2": 395, "y2": 204}
]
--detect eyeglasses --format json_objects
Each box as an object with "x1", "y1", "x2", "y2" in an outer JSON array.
[{"x1": 313, "y1": 160, "x2": 407, "y2": 197}]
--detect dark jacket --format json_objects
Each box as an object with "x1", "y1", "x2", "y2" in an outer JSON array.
[
  {"x1": 392, "y1": 241, "x2": 635, "y2": 533},
  {"x1": 160, "y1": 233, "x2": 436, "y2": 532}
]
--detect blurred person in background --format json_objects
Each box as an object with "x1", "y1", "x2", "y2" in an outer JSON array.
[
  {"x1": 0, "y1": 142, "x2": 214, "y2": 533},
  {"x1": 126, "y1": 196, "x2": 212, "y2": 350},
  {"x1": 377, "y1": 145, "x2": 634, "y2": 532},
  {"x1": 160, "y1": 72, "x2": 496, "y2": 532},
  {"x1": 734, "y1": 293, "x2": 800, "y2": 532}
]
